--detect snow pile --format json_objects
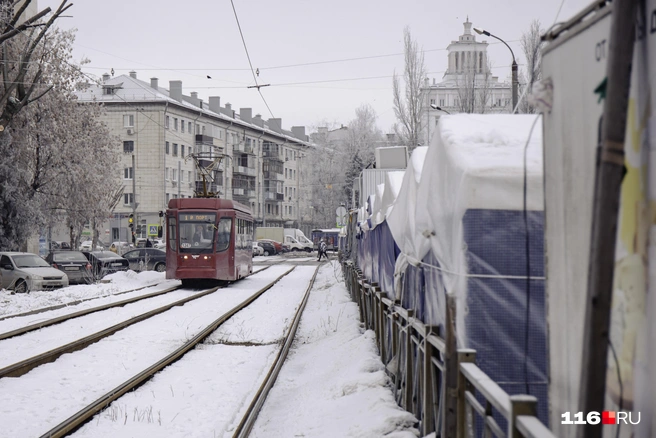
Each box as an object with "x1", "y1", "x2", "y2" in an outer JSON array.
[
  {"x1": 0, "y1": 271, "x2": 170, "y2": 318},
  {"x1": 251, "y1": 261, "x2": 418, "y2": 437}
]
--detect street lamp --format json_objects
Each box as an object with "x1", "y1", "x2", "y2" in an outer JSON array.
[
  {"x1": 430, "y1": 103, "x2": 451, "y2": 114},
  {"x1": 473, "y1": 27, "x2": 518, "y2": 112}
]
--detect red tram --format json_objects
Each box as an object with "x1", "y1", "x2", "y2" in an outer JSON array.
[{"x1": 165, "y1": 198, "x2": 253, "y2": 286}]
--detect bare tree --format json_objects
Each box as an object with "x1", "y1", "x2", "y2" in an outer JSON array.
[
  {"x1": 0, "y1": 0, "x2": 72, "y2": 130},
  {"x1": 392, "y1": 27, "x2": 426, "y2": 149},
  {"x1": 455, "y1": 55, "x2": 493, "y2": 113},
  {"x1": 519, "y1": 19, "x2": 544, "y2": 113},
  {"x1": 0, "y1": 27, "x2": 120, "y2": 250}
]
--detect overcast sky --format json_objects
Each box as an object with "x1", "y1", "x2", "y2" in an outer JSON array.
[{"x1": 41, "y1": 0, "x2": 591, "y2": 134}]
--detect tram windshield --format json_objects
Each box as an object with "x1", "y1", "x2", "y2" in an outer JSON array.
[{"x1": 178, "y1": 212, "x2": 217, "y2": 253}]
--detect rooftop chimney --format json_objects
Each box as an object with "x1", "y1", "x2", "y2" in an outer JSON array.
[
  {"x1": 291, "y1": 126, "x2": 307, "y2": 141},
  {"x1": 268, "y1": 118, "x2": 282, "y2": 133},
  {"x1": 240, "y1": 108, "x2": 252, "y2": 123},
  {"x1": 150, "y1": 77, "x2": 159, "y2": 89},
  {"x1": 253, "y1": 114, "x2": 264, "y2": 127},
  {"x1": 129, "y1": 71, "x2": 137, "y2": 79},
  {"x1": 102, "y1": 73, "x2": 110, "y2": 82},
  {"x1": 209, "y1": 96, "x2": 221, "y2": 113},
  {"x1": 169, "y1": 80, "x2": 182, "y2": 102}
]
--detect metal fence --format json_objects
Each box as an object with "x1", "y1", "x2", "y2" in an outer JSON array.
[{"x1": 341, "y1": 260, "x2": 556, "y2": 438}]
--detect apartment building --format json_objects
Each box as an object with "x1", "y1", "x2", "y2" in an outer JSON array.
[{"x1": 75, "y1": 71, "x2": 312, "y2": 242}]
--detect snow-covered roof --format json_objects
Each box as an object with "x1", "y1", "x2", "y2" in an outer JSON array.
[{"x1": 75, "y1": 74, "x2": 313, "y2": 146}]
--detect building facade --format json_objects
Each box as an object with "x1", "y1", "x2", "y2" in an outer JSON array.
[
  {"x1": 75, "y1": 72, "x2": 313, "y2": 243},
  {"x1": 420, "y1": 18, "x2": 513, "y2": 145}
]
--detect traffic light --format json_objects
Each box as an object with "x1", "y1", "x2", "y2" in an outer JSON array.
[
  {"x1": 129, "y1": 223, "x2": 134, "y2": 230},
  {"x1": 158, "y1": 210, "x2": 164, "y2": 218},
  {"x1": 128, "y1": 213, "x2": 134, "y2": 224}
]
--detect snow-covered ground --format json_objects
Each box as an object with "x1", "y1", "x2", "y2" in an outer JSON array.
[{"x1": 0, "y1": 261, "x2": 419, "y2": 437}]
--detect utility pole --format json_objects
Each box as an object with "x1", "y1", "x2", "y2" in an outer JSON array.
[
  {"x1": 511, "y1": 59, "x2": 518, "y2": 112},
  {"x1": 132, "y1": 153, "x2": 136, "y2": 242},
  {"x1": 579, "y1": 1, "x2": 637, "y2": 436}
]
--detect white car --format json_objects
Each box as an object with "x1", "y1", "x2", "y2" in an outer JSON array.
[
  {"x1": 152, "y1": 239, "x2": 166, "y2": 249},
  {"x1": 252, "y1": 242, "x2": 264, "y2": 256},
  {"x1": 0, "y1": 252, "x2": 69, "y2": 293},
  {"x1": 79, "y1": 240, "x2": 104, "y2": 251}
]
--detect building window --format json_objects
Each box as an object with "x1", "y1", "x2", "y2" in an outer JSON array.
[
  {"x1": 165, "y1": 168, "x2": 170, "y2": 181},
  {"x1": 174, "y1": 118, "x2": 178, "y2": 131},
  {"x1": 123, "y1": 167, "x2": 133, "y2": 179},
  {"x1": 165, "y1": 141, "x2": 170, "y2": 154},
  {"x1": 172, "y1": 169, "x2": 177, "y2": 181},
  {"x1": 123, "y1": 193, "x2": 134, "y2": 205},
  {"x1": 173, "y1": 143, "x2": 178, "y2": 156},
  {"x1": 430, "y1": 99, "x2": 435, "y2": 105},
  {"x1": 123, "y1": 115, "x2": 134, "y2": 127},
  {"x1": 440, "y1": 99, "x2": 445, "y2": 107},
  {"x1": 180, "y1": 170, "x2": 184, "y2": 182},
  {"x1": 172, "y1": 194, "x2": 178, "y2": 199},
  {"x1": 293, "y1": 187, "x2": 296, "y2": 197},
  {"x1": 181, "y1": 119, "x2": 185, "y2": 133},
  {"x1": 123, "y1": 141, "x2": 134, "y2": 153},
  {"x1": 165, "y1": 116, "x2": 170, "y2": 129},
  {"x1": 166, "y1": 193, "x2": 170, "y2": 203},
  {"x1": 181, "y1": 145, "x2": 185, "y2": 157},
  {"x1": 195, "y1": 124, "x2": 200, "y2": 134},
  {"x1": 188, "y1": 122, "x2": 192, "y2": 133}
]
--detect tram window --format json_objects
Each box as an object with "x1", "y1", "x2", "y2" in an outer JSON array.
[
  {"x1": 168, "y1": 218, "x2": 177, "y2": 251},
  {"x1": 216, "y1": 217, "x2": 232, "y2": 252}
]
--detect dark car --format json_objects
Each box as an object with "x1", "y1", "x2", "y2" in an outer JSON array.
[
  {"x1": 257, "y1": 240, "x2": 277, "y2": 256},
  {"x1": 121, "y1": 248, "x2": 166, "y2": 272},
  {"x1": 258, "y1": 239, "x2": 283, "y2": 254},
  {"x1": 82, "y1": 250, "x2": 130, "y2": 280},
  {"x1": 45, "y1": 250, "x2": 94, "y2": 284}
]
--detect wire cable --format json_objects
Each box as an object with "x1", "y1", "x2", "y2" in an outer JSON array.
[{"x1": 229, "y1": 0, "x2": 274, "y2": 118}]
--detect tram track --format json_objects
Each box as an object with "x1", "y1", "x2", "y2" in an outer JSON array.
[
  {"x1": 0, "y1": 280, "x2": 172, "y2": 322},
  {"x1": 1, "y1": 263, "x2": 279, "y2": 342},
  {"x1": 232, "y1": 264, "x2": 320, "y2": 438},
  {"x1": 0, "y1": 264, "x2": 282, "y2": 379},
  {"x1": 37, "y1": 265, "x2": 298, "y2": 438}
]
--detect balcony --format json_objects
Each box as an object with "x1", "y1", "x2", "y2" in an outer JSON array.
[
  {"x1": 263, "y1": 171, "x2": 284, "y2": 181},
  {"x1": 195, "y1": 134, "x2": 214, "y2": 146},
  {"x1": 234, "y1": 166, "x2": 256, "y2": 177}
]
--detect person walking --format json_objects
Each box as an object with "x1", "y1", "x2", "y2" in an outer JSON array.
[
  {"x1": 317, "y1": 239, "x2": 328, "y2": 261},
  {"x1": 145, "y1": 238, "x2": 153, "y2": 248}
]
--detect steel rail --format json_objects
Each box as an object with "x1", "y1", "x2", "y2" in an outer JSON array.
[
  {"x1": 38, "y1": 266, "x2": 296, "y2": 438},
  {"x1": 2, "y1": 263, "x2": 277, "y2": 337},
  {"x1": 0, "y1": 285, "x2": 181, "y2": 341},
  {"x1": 0, "y1": 285, "x2": 224, "y2": 379},
  {"x1": 232, "y1": 264, "x2": 321, "y2": 438},
  {"x1": 0, "y1": 281, "x2": 170, "y2": 322}
]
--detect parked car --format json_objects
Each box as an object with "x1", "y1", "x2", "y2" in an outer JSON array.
[
  {"x1": 152, "y1": 239, "x2": 166, "y2": 249},
  {"x1": 82, "y1": 251, "x2": 130, "y2": 280},
  {"x1": 121, "y1": 248, "x2": 166, "y2": 272},
  {"x1": 257, "y1": 240, "x2": 277, "y2": 256},
  {"x1": 0, "y1": 252, "x2": 69, "y2": 293},
  {"x1": 49, "y1": 241, "x2": 71, "y2": 251},
  {"x1": 258, "y1": 239, "x2": 283, "y2": 254},
  {"x1": 45, "y1": 250, "x2": 94, "y2": 284},
  {"x1": 79, "y1": 240, "x2": 104, "y2": 251},
  {"x1": 252, "y1": 242, "x2": 264, "y2": 256}
]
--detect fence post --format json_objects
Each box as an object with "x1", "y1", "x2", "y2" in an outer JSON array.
[
  {"x1": 456, "y1": 349, "x2": 476, "y2": 438},
  {"x1": 444, "y1": 294, "x2": 458, "y2": 437},
  {"x1": 508, "y1": 395, "x2": 538, "y2": 438},
  {"x1": 404, "y1": 309, "x2": 415, "y2": 411},
  {"x1": 375, "y1": 290, "x2": 384, "y2": 353},
  {"x1": 422, "y1": 325, "x2": 440, "y2": 435}
]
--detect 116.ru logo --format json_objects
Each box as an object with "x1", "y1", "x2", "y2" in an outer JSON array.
[{"x1": 561, "y1": 411, "x2": 640, "y2": 425}]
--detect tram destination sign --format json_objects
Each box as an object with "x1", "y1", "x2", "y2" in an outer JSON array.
[{"x1": 180, "y1": 213, "x2": 216, "y2": 222}]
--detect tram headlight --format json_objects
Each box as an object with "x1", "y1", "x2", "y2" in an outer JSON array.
[
  {"x1": 183, "y1": 255, "x2": 188, "y2": 260},
  {"x1": 203, "y1": 256, "x2": 209, "y2": 260}
]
